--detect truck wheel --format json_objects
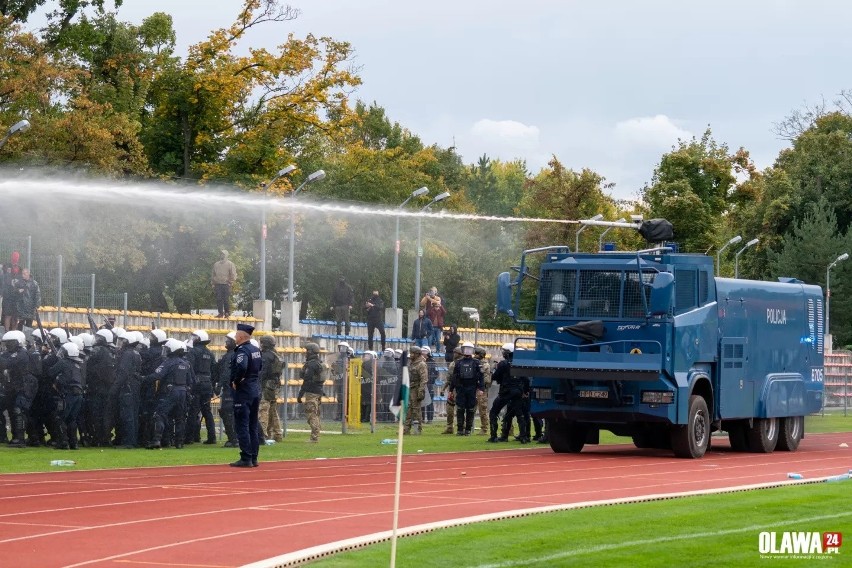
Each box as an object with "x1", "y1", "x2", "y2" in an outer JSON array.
[
  {"x1": 548, "y1": 419, "x2": 585, "y2": 453},
  {"x1": 726, "y1": 422, "x2": 749, "y2": 452},
  {"x1": 670, "y1": 395, "x2": 709, "y2": 458},
  {"x1": 776, "y1": 416, "x2": 803, "y2": 451},
  {"x1": 746, "y1": 417, "x2": 779, "y2": 453}
]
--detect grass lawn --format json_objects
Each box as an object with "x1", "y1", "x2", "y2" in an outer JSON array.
[
  {"x1": 312, "y1": 483, "x2": 852, "y2": 567},
  {"x1": 1, "y1": 412, "x2": 850, "y2": 474}
]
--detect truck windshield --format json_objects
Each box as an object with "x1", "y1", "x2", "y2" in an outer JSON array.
[{"x1": 538, "y1": 269, "x2": 654, "y2": 318}]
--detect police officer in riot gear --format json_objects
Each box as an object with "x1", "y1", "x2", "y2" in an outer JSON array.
[
  {"x1": 298, "y1": 342, "x2": 326, "y2": 443},
  {"x1": 138, "y1": 329, "x2": 165, "y2": 447},
  {"x1": 488, "y1": 343, "x2": 515, "y2": 443},
  {"x1": 230, "y1": 324, "x2": 262, "y2": 467},
  {"x1": 449, "y1": 342, "x2": 484, "y2": 436},
  {"x1": 215, "y1": 332, "x2": 238, "y2": 447},
  {"x1": 1, "y1": 330, "x2": 38, "y2": 447},
  {"x1": 187, "y1": 329, "x2": 216, "y2": 445},
  {"x1": 258, "y1": 334, "x2": 283, "y2": 442},
  {"x1": 47, "y1": 342, "x2": 85, "y2": 450},
  {"x1": 146, "y1": 338, "x2": 194, "y2": 449},
  {"x1": 87, "y1": 329, "x2": 115, "y2": 447},
  {"x1": 114, "y1": 330, "x2": 142, "y2": 448}
]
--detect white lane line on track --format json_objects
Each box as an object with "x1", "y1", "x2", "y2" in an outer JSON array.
[{"x1": 473, "y1": 510, "x2": 852, "y2": 568}]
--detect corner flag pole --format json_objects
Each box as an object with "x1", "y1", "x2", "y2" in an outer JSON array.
[{"x1": 390, "y1": 350, "x2": 409, "y2": 568}]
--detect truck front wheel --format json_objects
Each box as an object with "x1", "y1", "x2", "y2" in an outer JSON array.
[
  {"x1": 547, "y1": 419, "x2": 585, "y2": 453},
  {"x1": 747, "y1": 417, "x2": 779, "y2": 453},
  {"x1": 776, "y1": 416, "x2": 803, "y2": 451},
  {"x1": 670, "y1": 395, "x2": 710, "y2": 458}
]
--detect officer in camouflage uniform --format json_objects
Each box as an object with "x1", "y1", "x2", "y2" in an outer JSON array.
[
  {"x1": 474, "y1": 346, "x2": 491, "y2": 435},
  {"x1": 258, "y1": 335, "x2": 283, "y2": 442},
  {"x1": 403, "y1": 346, "x2": 428, "y2": 435},
  {"x1": 441, "y1": 346, "x2": 462, "y2": 434},
  {"x1": 297, "y1": 342, "x2": 326, "y2": 443}
]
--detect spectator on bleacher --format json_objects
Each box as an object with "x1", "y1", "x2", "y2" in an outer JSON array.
[
  {"x1": 364, "y1": 290, "x2": 386, "y2": 351},
  {"x1": 14, "y1": 268, "x2": 40, "y2": 331},
  {"x1": 420, "y1": 287, "x2": 445, "y2": 351},
  {"x1": 331, "y1": 276, "x2": 354, "y2": 336},
  {"x1": 442, "y1": 325, "x2": 460, "y2": 363},
  {"x1": 0, "y1": 258, "x2": 21, "y2": 331},
  {"x1": 411, "y1": 309, "x2": 433, "y2": 348},
  {"x1": 211, "y1": 250, "x2": 237, "y2": 318}
]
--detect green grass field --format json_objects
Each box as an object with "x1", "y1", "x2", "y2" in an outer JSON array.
[
  {"x1": 312, "y1": 483, "x2": 852, "y2": 567},
  {"x1": 1, "y1": 412, "x2": 849, "y2": 474}
]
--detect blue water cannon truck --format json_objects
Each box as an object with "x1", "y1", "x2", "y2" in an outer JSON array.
[{"x1": 496, "y1": 218, "x2": 824, "y2": 458}]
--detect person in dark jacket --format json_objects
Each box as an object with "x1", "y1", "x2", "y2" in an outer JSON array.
[
  {"x1": 331, "y1": 277, "x2": 355, "y2": 336},
  {"x1": 442, "y1": 325, "x2": 460, "y2": 363},
  {"x1": 229, "y1": 324, "x2": 262, "y2": 467},
  {"x1": 258, "y1": 335, "x2": 283, "y2": 442},
  {"x1": 298, "y1": 342, "x2": 326, "y2": 442},
  {"x1": 364, "y1": 290, "x2": 386, "y2": 351},
  {"x1": 186, "y1": 330, "x2": 216, "y2": 445},
  {"x1": 114, "y1": 331, "x2": 142, "y2": 448},
  {"x1": 215, "y1": 332, "x2": 238, "y2": 447},
  {"x1": 47, "y1": 342, "x2": 84, "y2": 450},
  {"x1": 146, "y1": 338, "x2": 195, "y2": 450},
  {"x1": 14, "y1": 268, "x2": 40, "y2": 330},
  {"x1": 411, "y1": 310, "x2": 433, "y2": 348}
]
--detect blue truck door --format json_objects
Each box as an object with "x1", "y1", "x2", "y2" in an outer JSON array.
[{"x1": 717, "y1": 337, "x2": 754, "y2": 418}]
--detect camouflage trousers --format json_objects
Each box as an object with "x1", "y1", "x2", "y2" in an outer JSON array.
[
  {"x1": 444, "y1": 397, "x2": 455, "y2": 432},
  {"x1": 476, "y1": 389, "x2": 489, "y2": 432},
  {"x1": 258, "y1": 399, "x2": 282, "y2": 441},
  {"x1": 404, "y1": 387, "x2": 425, "y2": 434},
  {"x1": 303, "y1": 393, "x2": 321, "y2": 441}
]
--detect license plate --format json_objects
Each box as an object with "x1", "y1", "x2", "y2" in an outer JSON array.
[{"x1": 578, "y1": 389, "x2": 609, "y2": 399}]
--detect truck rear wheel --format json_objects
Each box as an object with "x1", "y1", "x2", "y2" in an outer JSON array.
[
  {"x1": 747, "y1": 417, "x2": 779, "y2": 453},
  {"x1": 776, "y1": 416, "x2": 803, "y2": 451},
  {"x1": 548, "y1": 419, "x2": 585, "y2": 453},
  {"x1": 670, "y1": 395, "x2": 709, "y2": 458}
]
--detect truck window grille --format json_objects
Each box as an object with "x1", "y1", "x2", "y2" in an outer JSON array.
[
  {"x1": 578, "y1": 271, "x2": 622, "y2": 317},
  {"x1": 809, "y1": 298, "x2": 824, "y2": 354},
  {"x1": 699, "y1": 270, "x2": 709, "y2": 304},
  {"x1": 538, "y1": 270, "x2": 577, "y2": 317},
  {"x1": 721, "y1": 339, "x2": 745, "y2": 369},
  {"x1": 538, "y1": 269, "x2": 652, "y2": 318},
  {"x1": 675, "y1": 269, "x2": 697, "y2": 314}
]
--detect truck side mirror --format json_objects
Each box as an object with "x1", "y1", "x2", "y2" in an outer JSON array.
[
  {"x1": 648, "y1": 272, "x2": 674, "y2": 316},
  {"x1": 496, "y1": 272, "x2": 514, "y2": 317}
]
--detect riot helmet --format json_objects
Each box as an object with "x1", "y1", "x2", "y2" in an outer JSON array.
[{"x1": 3, "y1": 330, "x2": 26, "y2": 351}]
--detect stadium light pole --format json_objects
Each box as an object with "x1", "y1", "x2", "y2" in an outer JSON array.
[
  {"x1": 734, "y1": 238, "x2": 759, "y2": 279},
  {"x1": 575, "y1": 214, "x2": 603, "y2": 252},
  {"x1": 826, "y1": 252, "x2": 849, "y2": 348},
  {"x1": 0, "y1": 119, "x2": 31, "y2": 150},
  {"x1": 287, "y1": 169, "x2": 326, "y2": 302},
  {"x1": 716, "y1": 235, "x2": 742, "y2": 277},
  {"x1": 259, "y1": 165, "x2": 296, "y2": 301},
  {"x1": 415, "y1": 191, "x2": 450, "y2": 310},
  {"x1": 598, "y1": 218, "x2": 625, "y2": 251},
  {"x1": 393, "y1": 187, "x2": 429, "y2": 310}
]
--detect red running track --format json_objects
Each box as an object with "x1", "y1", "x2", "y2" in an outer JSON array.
[{"x1": 0, "y1": 432, "x2": 850, "y2": 568}]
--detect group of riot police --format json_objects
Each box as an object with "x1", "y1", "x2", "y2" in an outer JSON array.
[{"x1": 0, "y1": 325, "x2": 248, "y2": 451}]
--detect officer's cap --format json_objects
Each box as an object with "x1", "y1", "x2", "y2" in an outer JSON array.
[{"x1": 236, "y1": 323, "x2": 254, "y2": 335}]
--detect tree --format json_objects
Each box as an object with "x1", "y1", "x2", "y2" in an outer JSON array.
[
  {"x1": 465, "y1": 155, "x2": 528, "y2": 216},
  {"x1": 643, "y1": 128, "x2": 750, "y2": 254}
]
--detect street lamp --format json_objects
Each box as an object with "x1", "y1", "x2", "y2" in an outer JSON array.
[
  {"x1": 0, "y1": 119, "x2": 31, "y2": 151},
  {"x1": 287, "y1": 169, "x2": 326, "y2": 302},
  {"x1": 826, "y1": 252, "x2": 849, "y2": 348},
  {"x1": 598, "y1": 218, "x2": 625, "y2": 251},
  {"x1": 575, "y1": 214, "x2": 604, "y2": 252},
  {"x1": 393, "y1": 187, "x2": 429, "y2": 310},
  {"x1": 462, "y1": 307, "x2": 480, "y2": 346},
  {"x1": 414, "y1": 191, "x2": 450, "y2": 309},
  {"x1": 260, "y1": 165, "x2": 296, "y2": 300},
  {"x1": 734, "y1": 238, "x2": 759, "y2": 279},
  {"x1": 716, "y1": 235, "x2": 742, "y2": 277}
]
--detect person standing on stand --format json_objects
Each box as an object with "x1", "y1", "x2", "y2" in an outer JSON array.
[
  {"x1": 211, "y1": 251, "x2": 237, "y2": 318},
  {"x1": 420, "y1": 288, "x2": 445, "y2": 352},
  {"x1": 411, "y1": 309, "x2": 433, "y2": 348},
  {"x1": 364, "y1": 290, "x2": 386, "y2": 351},
  {"x1": 14, "y1": 268, "x2": 40, "y2": 331},
  {"x1": 331, "y1": 277, "x2": 354, "y2": 336},
  {"x1": 229, "y1": 324, "x2": 262, "y2": 467}
]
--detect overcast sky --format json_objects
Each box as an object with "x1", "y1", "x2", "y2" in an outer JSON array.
[{"x1": 30, "y1": 0, "x2": 852, "y2": 200}]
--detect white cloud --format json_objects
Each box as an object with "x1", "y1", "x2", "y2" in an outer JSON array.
[
  {"x1": 469, "y1": 119, "x2": 541, "y2": 153},
  {"x1": 615, "y1": 115, "x2": 692, "y2": 149}
]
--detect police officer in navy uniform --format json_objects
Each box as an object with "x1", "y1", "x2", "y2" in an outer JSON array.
[
  {"x1": 450, "y1": 341, "x2": 484, "y2": 435},
  {"x1": 230, "y1": 324, "x2": 262, "y2": 468},
  {"x1": 146, "y1": 338, "x2": 194, "y2": 449}
]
